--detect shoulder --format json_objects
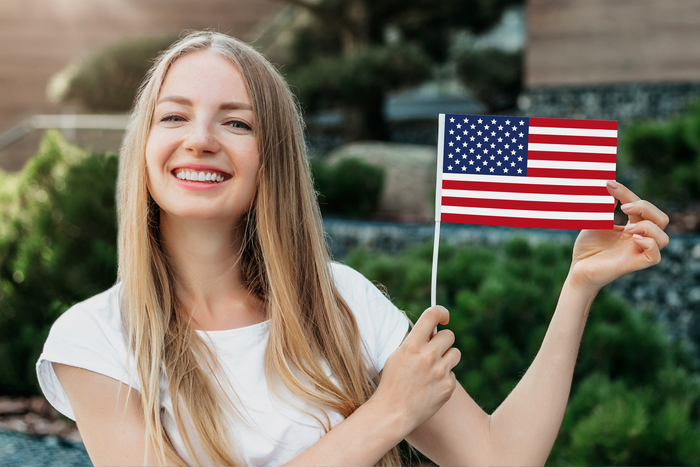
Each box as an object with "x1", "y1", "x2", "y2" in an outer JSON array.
[
  {"x1": 49, "y1": 284, "x2": 123, "y2": 338},
  {"x1": 36, "y1": 284, "x2": 136, "y2": 420}
]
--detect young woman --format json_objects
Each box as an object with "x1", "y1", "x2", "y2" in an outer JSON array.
[{"x1": 36, "y1": 31, "x2": 669, "y2": 466}]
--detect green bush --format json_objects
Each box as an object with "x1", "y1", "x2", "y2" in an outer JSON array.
[
  {"x1": 344, "y1": 238, "x2": 700, "y2": 465},
  {"x1": 0, "y1": 132, "x2": 118, "y2": 394},
  {"x1": 60, "y1": 36, "x2": 178, "y2": 112},
  {"x1": 311, "y1": 157, "x2": 384, "y2": 218},
  {"x1": 456, "y1": 47, "x2": 523, "y2": 112},
  {"x1": 622, "y1": 101, "x2": 700, "y2": 203}
]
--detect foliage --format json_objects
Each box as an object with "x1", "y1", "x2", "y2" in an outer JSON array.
[
  {"x1": 456, "y1": 47, "x2": 522, "y2": 112},
  {"x1": 283, "y1": 0, "x2": 523, "y2": 140},
  {"x1": 60, "y1": 36, "x2": 178, "y2": 112},
  {"x1": 621, "y1": 101, "x2": 700, "y2": 204},
  {"x1": 344, "y1": 238, "x2": 700, "y2": 465},
  {"x1": 311, "y1": 157, "x2": 384, "y2": 218},
  {"x1": 0, "y1": 132, "x2": 118, "y2": 394}
]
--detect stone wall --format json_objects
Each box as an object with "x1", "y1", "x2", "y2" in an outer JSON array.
[
  {"x1": 324, "y1": 218, "x2": 700, "y2": 355},
  {"x1": 522, "y1": 82, "x2": 700, "y2": 126}
]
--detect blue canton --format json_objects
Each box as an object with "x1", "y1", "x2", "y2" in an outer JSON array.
[{"x1": 442, "y1": 114, "x2": 528, "y2": 177}]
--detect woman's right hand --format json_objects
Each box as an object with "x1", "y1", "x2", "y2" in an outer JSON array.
[{"x1": 371, "y1": 306, "x2": 461, "y2": 434}]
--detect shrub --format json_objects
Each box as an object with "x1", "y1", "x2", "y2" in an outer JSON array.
[
  {"x1": 0, "y1": 132, "x2": 118, "y2": 394},
  {"x1": 60, "y1": 36, "x2": 178, "y2": 112},
  {"x1": 456, "y1": 47, "x2": 523, "y2": 112},
  {"x1": 622, "y1": 101, "x2": 700, "y2": 203},
  {"x1": 311, "y1": 157, "x2": 384, "y2": 218},
  {"x1": 344, "y1": 238, "x2": 700, "y2": 465}
]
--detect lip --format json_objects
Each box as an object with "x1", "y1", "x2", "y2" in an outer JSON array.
[{"x1": 170, "y1": 164, "x2": 232, "y2": 191}]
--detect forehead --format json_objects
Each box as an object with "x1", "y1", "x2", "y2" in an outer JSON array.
[{"x1": 158, "y1": 49, "x2": 251, "y2": 104}]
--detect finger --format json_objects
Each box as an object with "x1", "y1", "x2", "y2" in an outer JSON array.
[
  {"x1": 631, "y1": 233, "x2": 662, "y2": 266},
  {"x1": 444, "y1": 347, "x2": 461, "y2": 370},
  {"x1": 410, "y1": 306, "x2": 449, "y2": 343},
  {"x1": 621, "y1": 200, "x2": 670, "y2": 229},
  {"x1": 624, "y1": 220, "x2": 670, "y2": 249},
  {"x1": 606, "y1": 180, "x2": 640, "y2": 206},
  {"x1": 428, "y1": 328, "x2": 456, "y2": 356}
]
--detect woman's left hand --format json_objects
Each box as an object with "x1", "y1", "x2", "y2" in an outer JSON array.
[{"x1": 569, "y1": 180, "x2": 670, "y2": 293}]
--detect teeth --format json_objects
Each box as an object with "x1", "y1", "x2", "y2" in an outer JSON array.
[{"x1": 174, "y1": 169, "x2": 226, "y2": 183}]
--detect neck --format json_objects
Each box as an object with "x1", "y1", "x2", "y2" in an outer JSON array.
[{"x1": 158, "y1": 211, "x2": 266, "y2": 331}]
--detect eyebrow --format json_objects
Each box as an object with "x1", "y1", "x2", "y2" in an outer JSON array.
[{"x1": 156, "y1": 95, "x2": 253, "y2": 111}]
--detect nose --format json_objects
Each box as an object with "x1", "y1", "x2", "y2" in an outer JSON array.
[{"x1": 183, "y1": 122, "x2": 221, "y2": 156}]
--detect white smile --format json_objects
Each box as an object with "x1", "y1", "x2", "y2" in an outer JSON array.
[{"x1": 174, "y1": 168, "x2": 226, "y2": 183}]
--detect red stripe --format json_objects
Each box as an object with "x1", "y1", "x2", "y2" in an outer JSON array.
[
  {"x1": 528, "y1": 134, "x2": 618, "y2": 147},
  {"x1": 526, "y1": 168, "x2": 615, "y2": 180},
  {"x1": 442, "y1": 197, "x2": 615, "y2": 213},
  {"x1": 442, "y1": 180, "x2": 610, "y2": 196},
  {"x1": 527, "y1": 151, "x2": 617, "y2": 163},
  {"x1": 529, "y1": 117, "x2": 618, "y2": 130},
  {"x1": 441, "y1": 213, "x2": 613, "y2": 230}
]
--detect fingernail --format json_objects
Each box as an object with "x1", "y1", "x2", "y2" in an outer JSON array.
[
  {"x1": 625, "y1": 223, "x2": 637, "y2": 231},
  {"x1": 621, "y1": 203, "x2": 634, "y2": 211},
  {"x1": 607, "y1": 180, "x2": 619, "y2": 189},
  {"x1": 633, "y1": 234, "x2": 643, "y2": 240}
]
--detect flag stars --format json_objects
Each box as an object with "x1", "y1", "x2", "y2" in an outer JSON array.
[
  {"x1": 449, "y1": 142, "x2": 454, "y2": 147},
  {"x1": 497, "y1": 161, "x2": 502, "y2": 166},
  {"x1": 505, "y1": 120, "x2": 511, "y2": 125},
  {"x1": 512, "y1": 126, "x2": 517, "y2": 131},
  {"x1": 505, "y1": 144, "x2": 510, "y2": 149},
  {"x1": 490, "y1": 155, "x2": 495, "y2": 160},
  {"x1": 511, "y1": 162, "x2": 516, "y2": 167},
  {"x1": 490, "y1": 143, "x2": 495, "y2": 148},
  {"x1": 448, "y1": 165, "x2": 453, "y2": 170},
  {"x1": 476, "y1": 167, "x2": 481, "y2": 172},
  {"x1": 448, "y1": 153, "x2": 453, "y2": 158},
  {"x1": 469, "y1": 148, "x2": 475, "y2": 153},
  {"x1": 518, "y1": 145, "x2": 523, "y2": 150},
  {"x1": 456, "y1": 136, "x2": 461, "y2": 141},
  {"x1": 463, "y1": 142, "x2": 468, "y2": 147},
  {"x1": 489, "y1": 167, "x2": 495, "y2": 173},
  {"x1": 491, "y1": 131, "x2": 496, "y2": 136},
  {"x1": 476, "y1": 155, "x2": 481, "y2": 159},
  {"x1": 471, "y1": 124, "x2": 476, "y2": 129},
  {"x1": 456, "y1": 148, "x2": 461, "y2": 153},
  {"x1": 497, "y1": 149, "x2": 502, "y2": 155},
  {"x1": 518, "y1": 156, "x2": 523, "y2": 161},
  {"x1": 505, "y1": 132, "x2": 510, "y2": 137},
  {"x1": 519, "y1": 120, "x2": 524, "y2": 125},
  {"x1": 484, "y1": 124, "x2": 490, "y2": 130},
  {"x1": 462, "y1": 166, "x2": 467, "y2": 171},
  {"x1": 519, "y1": 133, "x2": 524, "y2": 138},
  {"x1": 491, "y1": 119, "x2": 496, "y2": 124},
  {"x1": 504, "y1": 155, "x2": 509, "y2": 161},
  {"x1": 518, "y1": 168, "x2": 523, "y2": 174},
  {"x1": 456, "y1": 124, "x2": 462, "y2": 129},
  {"x1": 503, "y1": 168, "x2": 509, "y2": 173},
  {"x1": 478, "y1": 119, "x2": 483, "y2": 124},
  {"x1": 450, "y1": 118, "x2": 455, "y2": 123},
  {"x1": 477, "y1": 131, "x2": 482, "y2": 136},
  {"x1": 477, "y1": 143, "x2": 482, "y2": 148},
  {"x1": 484, "y1": 137, "x2": 489, "y2": 142},
  {"x1": 498, "y1": 137, "x2": 503, "y2": 142},
  {"x1": 469, "y1": 160, "x2": 474, "y2": 165},
  {"x1": 470, "y1": 136, "x2": 475, "y2": 141},
  {"x1": 463, "y1": 118, "x2": 469, "y2": 123},
  {"x1": 511, "y1": 138, "x2": 516, "y2": 143},
  {"x1": 449, "y1": 130, "x2": 454, "y2": 135},
  {"x1": 463, "y1": 130, "x2": 468, "y2": 135},
  {"x1": 511, "y1": 150, "x2": 516, "y2": 155},
  {"x1": 498, "y1": 125, "x2": 503, "y2": 130}
]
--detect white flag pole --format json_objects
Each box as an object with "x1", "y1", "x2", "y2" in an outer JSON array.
[{"x1": 431, "y1": 114, "x2": 446, "y2": 309}]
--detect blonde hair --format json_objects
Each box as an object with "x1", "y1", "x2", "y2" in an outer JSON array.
[{"x1": 116, "y1": 31, "x2": 401, "y2": 466}]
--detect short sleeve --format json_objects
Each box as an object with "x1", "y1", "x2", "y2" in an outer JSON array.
[
  {"x1": 330, "y1": 263, "x2": 410, "y2": 374},
  {"x1": 36, "y1": 286, "x2": 137, "y2": 421}
]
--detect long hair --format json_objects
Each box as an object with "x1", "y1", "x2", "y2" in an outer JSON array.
[{"x1": 116, "y1": 31, "x2": 401, "y2": 466}]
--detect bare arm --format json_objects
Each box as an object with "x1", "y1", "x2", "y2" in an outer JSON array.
[
  {"x1": 405, "y1": 182, "x2": 670, "y2": 466},
  {"x1": 52, "y1": 363, "x2": 180, "y2": 467}
]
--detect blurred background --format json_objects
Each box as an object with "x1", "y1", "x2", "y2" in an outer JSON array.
[{"x1": 1, "y1": 0, "x2": 700, "y2": 465}]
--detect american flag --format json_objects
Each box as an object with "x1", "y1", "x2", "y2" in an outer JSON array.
[{"x1": 435, "y1": 114, "x2": 618, "y2": 229}]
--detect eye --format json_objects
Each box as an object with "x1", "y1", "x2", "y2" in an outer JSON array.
[
  {"x1": 160, "y1": 114, "x2": 186, "y2": 123},
  {"x1": 226, "y1": 120, "x2": 252, "y2": 131}
]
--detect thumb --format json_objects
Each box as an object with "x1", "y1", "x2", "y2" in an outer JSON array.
[{"x1": 408, "y1": 306, "x2": 449, "y2": 343}]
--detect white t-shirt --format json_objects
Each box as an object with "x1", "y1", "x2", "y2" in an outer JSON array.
[{"x1": 36, "y1": 262, "x2": 410, "y2": 466}]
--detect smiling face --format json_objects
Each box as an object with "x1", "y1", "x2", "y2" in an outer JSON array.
[{"x1": 145, "y1": 49, "x2": 260, "y2": 225}]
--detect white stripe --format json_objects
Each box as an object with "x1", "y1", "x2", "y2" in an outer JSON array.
[
  {"x1": 527, "y1": 160, "x2": 616, "y2": 171},
  {"x1": 528, "y1": 143, "x2": 617, "y2": 154},
  {"x1": 442, "y1": 173, "x2": 609, "y2": 186},
  {"x1": 441, "y1": 189, "x2": 614, "y2": 204},
  {"x1": 441, "y1": 205, "x2": 614, "y2": 220},
  {"x1": 529, "y1": 126, "x2": 617, "y2": 138}
]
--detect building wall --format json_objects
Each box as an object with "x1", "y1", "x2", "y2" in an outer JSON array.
[
  {"x1": 0, "y1": 0, "x2": 283, "y2": 133},
  {"x1": 526, "y1": 0, "x2": 700, "y2": 88}
]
